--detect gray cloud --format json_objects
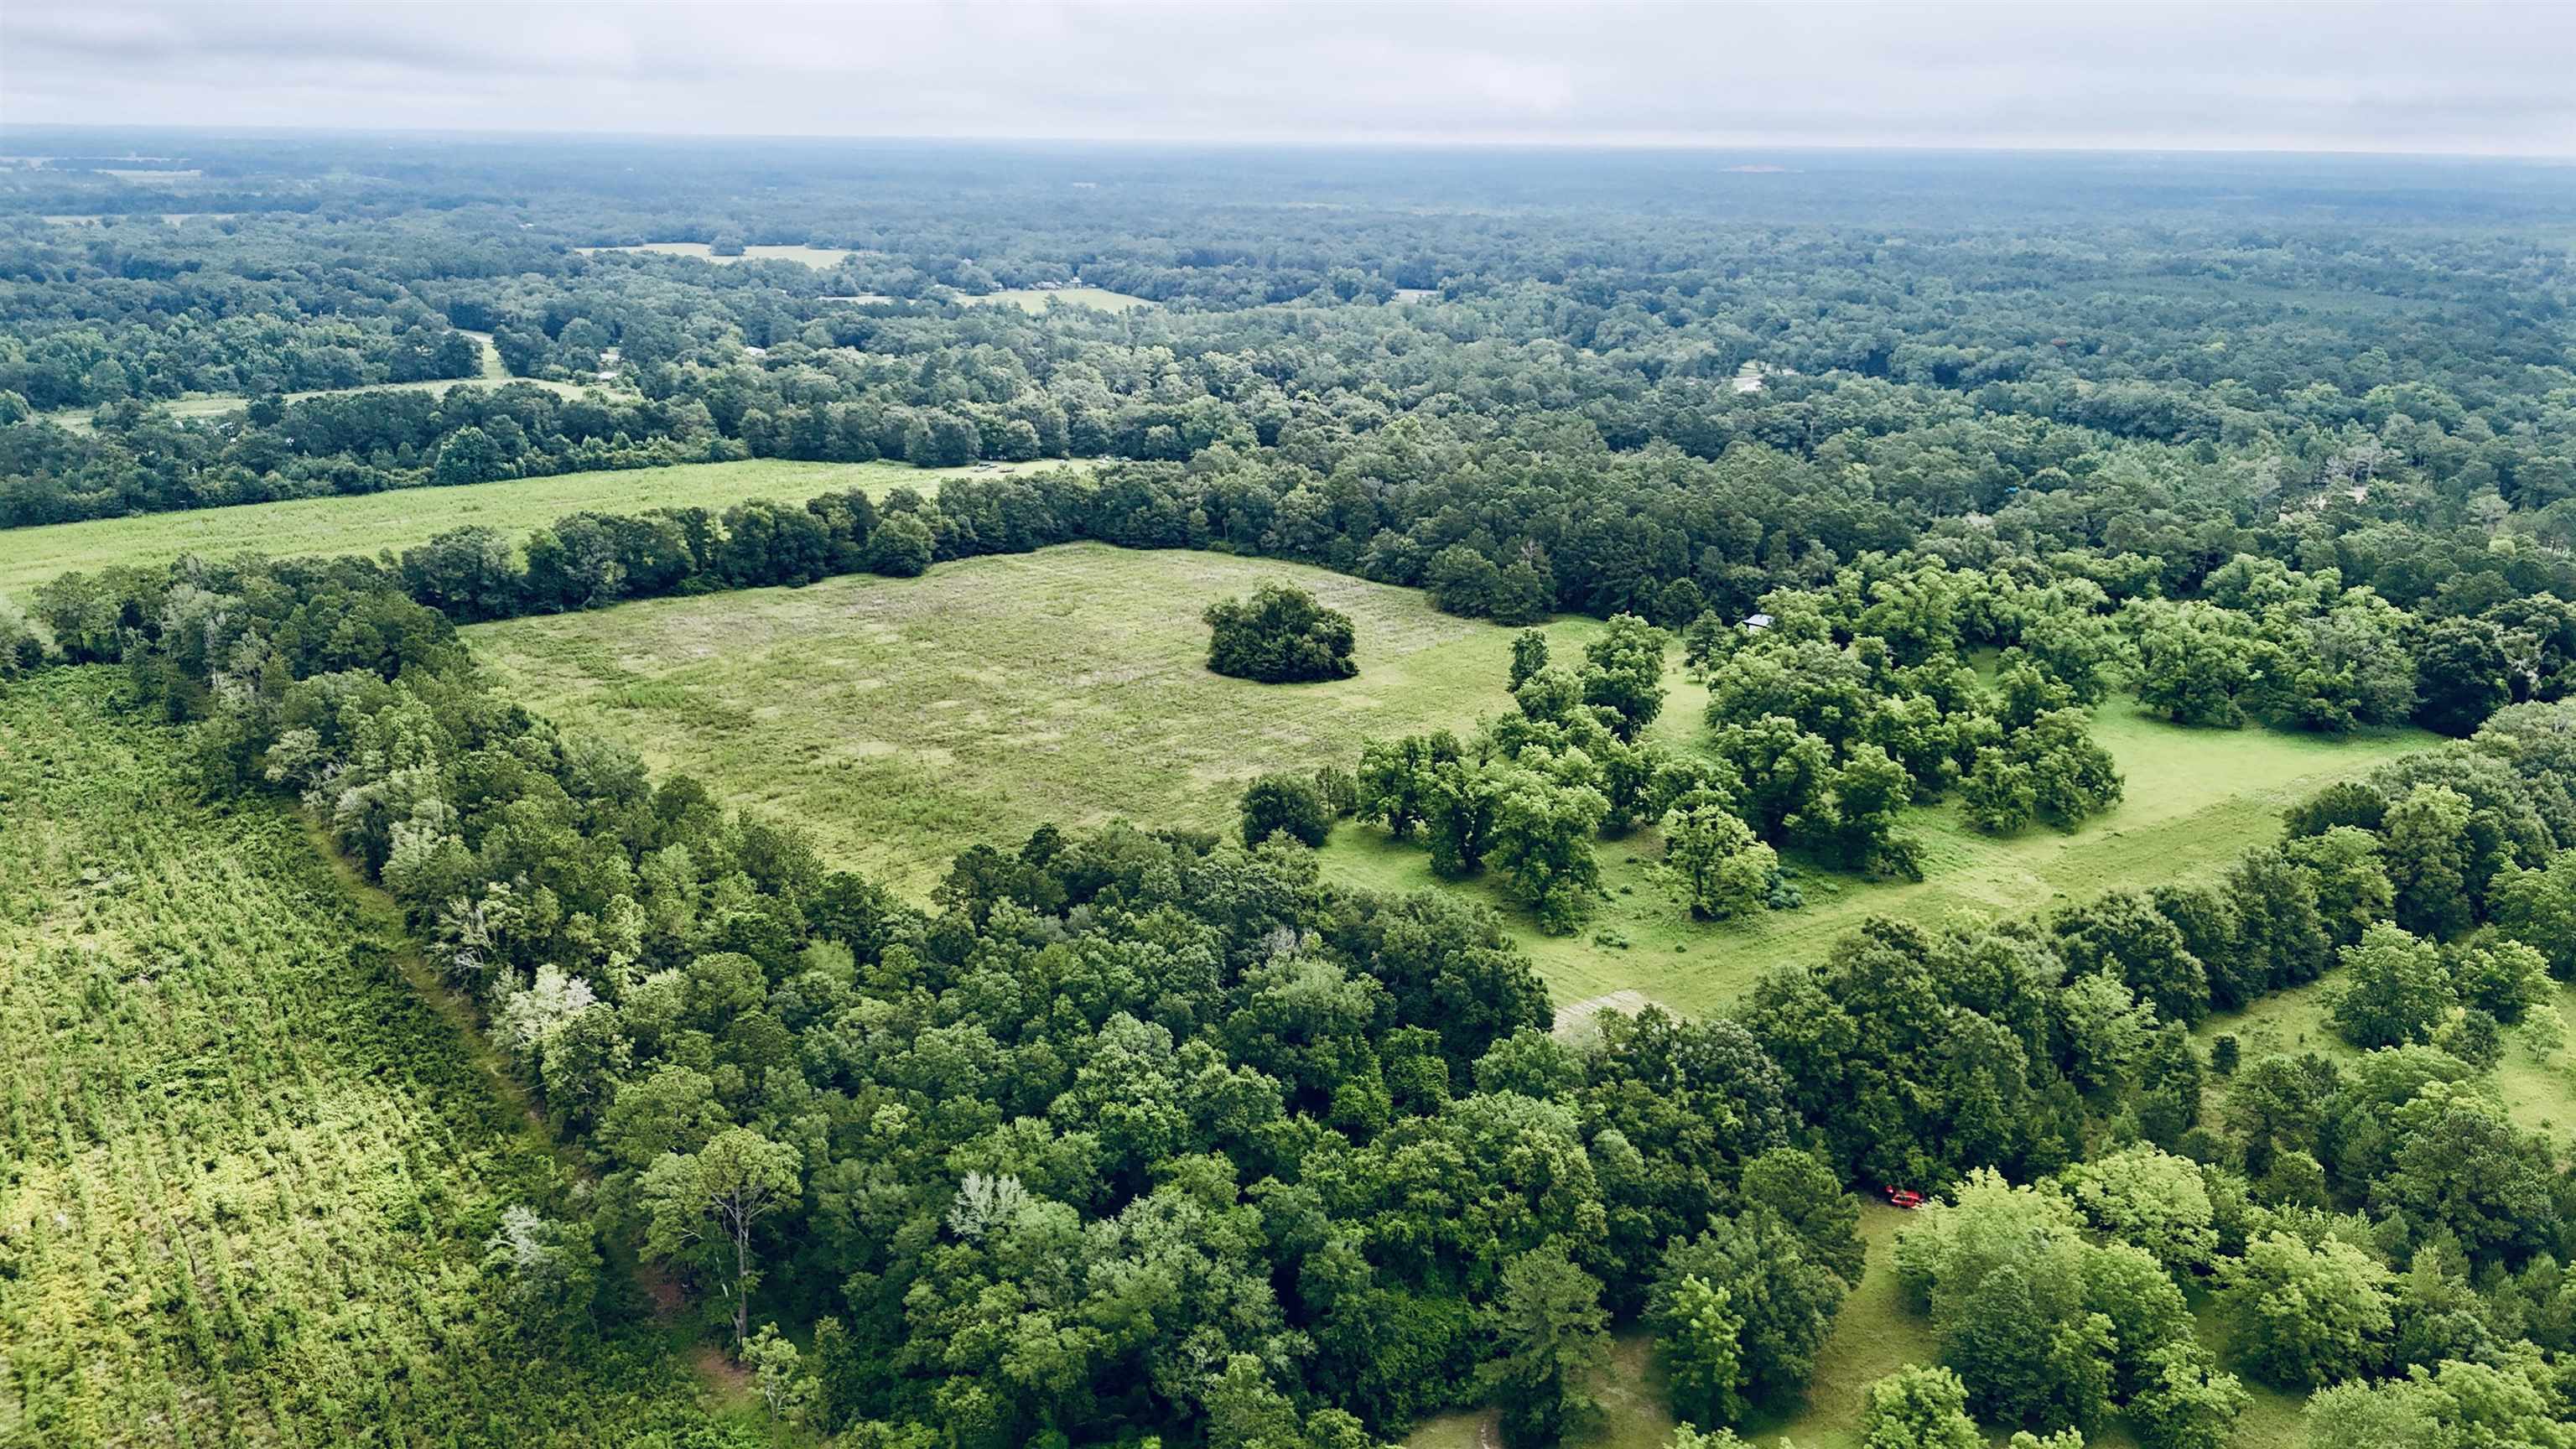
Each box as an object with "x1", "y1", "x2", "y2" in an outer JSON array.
[{"x1": 5, "y1": 1, "x2": 2575, "y2": 155}]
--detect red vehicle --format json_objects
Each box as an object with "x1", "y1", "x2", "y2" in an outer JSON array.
[{"x1": 1880, "y1": 1186, "x2": 1928, "y2": 1209}]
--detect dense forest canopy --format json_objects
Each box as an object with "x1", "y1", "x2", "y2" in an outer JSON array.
[{"x1": 7, "y1": 130, "x2": 2576, "y2": 1449}]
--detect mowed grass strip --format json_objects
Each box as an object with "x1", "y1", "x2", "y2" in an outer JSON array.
[
  {"x1": 0, "y1": 458, "x2": 1065, "y2": 609},
  {"x1": 467, "y1": 543, "x2": 1600, "y2": 895}
]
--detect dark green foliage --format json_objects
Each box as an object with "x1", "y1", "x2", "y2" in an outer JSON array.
[
  {"x1": 2415, "y1": 617, "x2": 2514, "y2": 736},
  {"x1": 1354, "y1": 731, "x2": 1460, "y2": 840},
  {"x1": 1580, "y1": 613, "x2": 1670, "y2": 740},
  {"x1": 1205, "y1": 583, "x2": 1359, "y2": 683},
  {"x1": 1481, "y1": 1245, "x2": 1611, "y2": 1449},
  {"x1": 1650, "y1": 1208, "x2": 1853, "y2": 1419},
  {"x1": 1508, "y1": 629, "x2": 1551, "y2": 691},
  {"x1": 865, "y1": 510, "x2": 936, "y2": 576},
  {"x1": 1239, "y1": 771, "x2": 1335, "y2": 847},
  {"x1": 2217, "y1": 1233, "x2": 2395, "y2": 1389}
]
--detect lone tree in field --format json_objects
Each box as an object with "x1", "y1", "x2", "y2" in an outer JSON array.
[{"x1": 1205, "y1": 583, "x2": 1358, "y2": 683}]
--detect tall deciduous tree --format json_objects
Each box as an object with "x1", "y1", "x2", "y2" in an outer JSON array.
[{"x1": 639, "y1": 1126, "x2": 803, "y2": 1345}]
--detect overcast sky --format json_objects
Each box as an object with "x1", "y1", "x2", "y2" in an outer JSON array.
[{"x1": 7, "y1": 1, "x2": 2576, "y2": 156}]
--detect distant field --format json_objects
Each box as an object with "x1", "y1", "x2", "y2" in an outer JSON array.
[
  {"x1": 467, "y1": 544, "x2": 1603, "y2": 895},
  {"x1": 0, "y1": 668, "x2": 719, "y2": 1443},
  {"x1": 42, "y1": 213, "x2": 237, "y2": 226},
  {"x1": 967, "y1": 286, "x2": 1156, "y2": 313},
  {"x1": 0, "y1": 458, "x2": 1052, "y2": 608},
  {"x1": 579, "y1": 242, "x2": 859, "y2": 267},
  {"x1": 1328, "y1": 686, "x2": 2433, "y2": 1015}
]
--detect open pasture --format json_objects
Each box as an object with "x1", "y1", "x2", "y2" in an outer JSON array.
[
  {"x1": 467, "y1": 543, "x2": 1600, "y2": 895},
  {"x1": 0, "y1": 669, "x2": 719, "y2": 1446},
  {"x1": 0, "y1": 459, "x2": 1050, "y2": 609}
]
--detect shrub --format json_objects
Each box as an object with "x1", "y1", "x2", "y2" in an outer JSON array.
[
  {"x1": 1239, "y1": 772, "x2": 1333, "y2": 847},
  {"x1": 1205, "y1": 583, "x2": 1358, "y2": 683}
]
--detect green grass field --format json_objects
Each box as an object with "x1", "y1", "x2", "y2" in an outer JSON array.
[
  {"x1": 468, "y1": 543, "x2": 1603, "y2": 895},
  {"x1": 966, "y1": 286, "x2": 1156, "y2": 313},
  {"x1": 0, "y1": 459, "x2": 1067, "y2": 610},
  {"x1": 0, "y1": 668, "x2": 721, "y2": 1446},
  {"x1": 577, "y1": 242, "x2": 861, "y2": 267}
]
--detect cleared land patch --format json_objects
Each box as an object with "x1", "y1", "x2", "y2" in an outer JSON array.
[
  {"x1": 0, "y1": 668, "x2": 716, "y2": 1444},
  {"x1": 1, "y1": 459, "x2": 1067, "y2": 609},
  {"x1": 578, "y1": 242, "x2": 859, "y2": 267},
  {"x1": 966, "y1": 286, "x2": 1156, "y2": 313},
  {"x1": 467, "y1": 543, "x2": 1601, "y2": 894}
]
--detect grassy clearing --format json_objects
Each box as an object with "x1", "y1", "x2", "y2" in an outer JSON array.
[
  {"x1": 0, "y1": 667, "x2": 719, "y2": 1446},
  {"x1": 459, "y1": 329, "x2": 512, "y2": 380},
  {"x1": 1402, "y1": 1206, "x2": 1940, "y2": 1449},
  {"x1": 468, "y1": 543, "x2": 1602, "y2": 895},
  {"x1": 578, "y1": 243, "x2": 860, "y2": 267},
  {"x1": 2196, "y1": 974, "x2": 2576, "y2": 1140},
  {"x1": 1404, "y1": 1202, "x2": 2319, "y2": 1449},
  {"x1": 1, "y1": 459, "x2": 1057, "y2": 609},
  {"x1": 966, "y1": 286, "x2": 1156, "y2": 313},
  {"x1": 1327, "y1": 693, "x2": 2432, "y2": 1017}
]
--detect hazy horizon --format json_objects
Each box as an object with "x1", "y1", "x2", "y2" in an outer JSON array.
[{"x1": 8, "y1": 1, "x2": 2576, "y2": 159}]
